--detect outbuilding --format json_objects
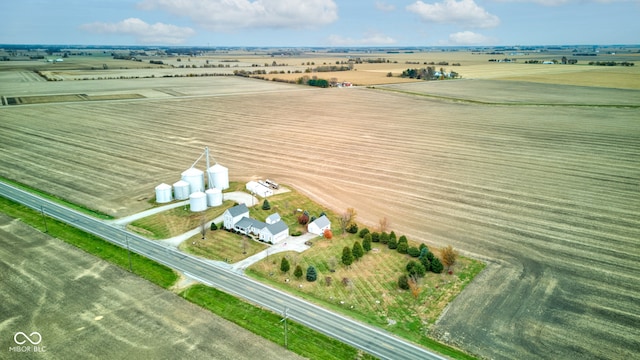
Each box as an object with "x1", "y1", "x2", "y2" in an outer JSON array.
[{"x1": 308, "y1": 215, "x2": 331, "y2": 236}]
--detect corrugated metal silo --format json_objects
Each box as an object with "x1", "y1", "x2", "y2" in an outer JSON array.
[
  {"x1": 189, "y1": 191, "x2": 207, "y2": 212},
  {"x1": 207, "y1": 163, "x2": 229, "y2": 190},
  {"x1": 205, "y1": 188, "x2": 223, "y2": 207},
  {"x1": 155, "y1": 183, "x2": 173, "y2": 203},
  {"x1": 173, "y1": 180, "x2": 190, "y2": 200},
  {"x1": 181, "y1": 167, "x2": 205, "y2": 194}
]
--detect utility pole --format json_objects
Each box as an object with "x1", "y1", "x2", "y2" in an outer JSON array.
[
  {"x1": 40, "y1": 205, "x2": 48, "y2": 233},
  {"x1": 281, "y1": 306, "x2": 289, "y2": 349}
]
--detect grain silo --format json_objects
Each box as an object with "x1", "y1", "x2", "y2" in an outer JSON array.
[
  {"x1": 207, "y1": 163, "x2": 229, "y2": 190},
  {"x1": 189, "y1": 191, "x2": 207, "y2": 212},
  {"x1": 181, "y1": 167, "x2": 204, "y2": 194},
  {"x1": 205, "y1": 188, "x2": 223, "y2": 207},
  {"x1": 173, "y1": 180, "x2": 190, "y2": 200},
  {"x1": 155, "y1": 183, "x2": 173, "y2": 203}
]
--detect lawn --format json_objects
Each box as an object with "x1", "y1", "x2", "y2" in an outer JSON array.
[
  {"x1": 127, "y1": 200, "x2": 234, "y2": 239},
  {"x1": 179, "y1": 229, "x2": 268, "y2": 263}
]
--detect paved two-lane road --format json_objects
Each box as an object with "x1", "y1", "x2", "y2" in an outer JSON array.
[{"x1": 0, "y1": 181, "x2": 448, "y2": 360}]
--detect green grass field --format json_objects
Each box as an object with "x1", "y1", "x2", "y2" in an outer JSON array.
[{"x1": 179, "y1": 229, "x2": 268, "y2": 263}]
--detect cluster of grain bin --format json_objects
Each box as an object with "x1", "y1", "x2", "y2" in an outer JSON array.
[{"x1": 155, "y1": 162, "x2": 230, "y2": 213}]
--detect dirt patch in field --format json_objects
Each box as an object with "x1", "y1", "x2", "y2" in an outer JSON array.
[{"x1": 0, "y1": 214, "x2": 303, "y2": 360}]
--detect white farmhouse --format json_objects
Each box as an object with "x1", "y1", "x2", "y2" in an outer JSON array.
[
  {"x1": 308, "y1": 215, "x2": 331, "y2": 236},
  {"x1": 260, "y1": 221, "x2": 289, "y2": 243},
  {"x1": 223, "y1": 203, "x2": 249, "y2": 230}
]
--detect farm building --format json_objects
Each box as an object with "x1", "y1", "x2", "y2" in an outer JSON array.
[
  {"x1": 308, "y1": 215, "x2": 331, "y2": 235},
  {"x1": 223, "y1": 203, "x2": 250, "y2": 230},
  {"x1": 246, "y1": 181, "x2": 273, "y2": 197}
]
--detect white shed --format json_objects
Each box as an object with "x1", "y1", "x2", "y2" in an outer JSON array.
[{"x1": 308, "y1": 215, "x2": 331, "y2": 235}]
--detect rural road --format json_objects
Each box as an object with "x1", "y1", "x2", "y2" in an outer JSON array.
[{"x1": 0, "y1": 181, "x2": 447, "y2": 360}]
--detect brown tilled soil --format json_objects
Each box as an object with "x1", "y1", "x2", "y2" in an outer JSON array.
[
  {"x1": 0, "y1": 76, "x2": 638, "y2": 359},
  {"x1": 0, "y1": 214, "x2": 304, "y2": 360}
]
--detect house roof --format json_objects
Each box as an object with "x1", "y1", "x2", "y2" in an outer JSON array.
[
  {"x1": 227, "y1": 203, "x2": 249, "y2": 217},
  {"x1": 265, "y1": 220, "x2": 288, "y2": 235},
  {"x1": 235, "y1": 217, "x2": 266, "y2": 230},
  {"x1": 266, "y1": 213, "x2": 281, "y2": 224},
  {"x1": 310, "y1": 215, "x2": 330, "y2": 229}
]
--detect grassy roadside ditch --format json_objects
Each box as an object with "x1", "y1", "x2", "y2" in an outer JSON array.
[
  {"x1": 0, "y1": 195, "x2": 382, "y2": 359},
  {"x1": 0, "y1": 175, "x2": 114, "y2": 220},
  {"x1": 180, "y1": 284, "x2": 376, "y2": 360}
]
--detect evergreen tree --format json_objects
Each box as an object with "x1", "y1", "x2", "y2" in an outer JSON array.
[
  {"x1": 388, "y1": 236, "x2": 398, "y2": 249},
  {"x1": 419, "y1": 243, "x2": 427, "y2": 251},
  {"x1": 407, "y1": 260, "x2": 426, "y2": 278},
  {"x1": 352, "y1": 241, "x2": 364, "y2": 260},
  {"x1": 397, "y1": 241, "x2": 408, "y2": 254},
  {"x1": 362, "y1": 234, "x2": 372, "y2": 252},
  {"x1": 380, "y1": 232, "x2": 389, "y2": 244},
  {"x1": 294, "y1": 265, "x2": 303, "y2": 279},
  {"x1": 262, "y1": 199, "x2": 271, "y2": 210},
  {"x1": 358, "y1": 228, "x2": 370, "y2": 238},
  {"x1": 346, "y1": 223, "x2": 359, "y2": 234},
  {"x1": 419, "y1": 247, "x2": 429, "y2": 259},
  {"x1": 389, "y1": 231, "x2": 397, "y2": 243},
  {"x1": 398, "y1": 235, "x2": 408, "y2": 245},
  {"x1": 341, "y1": 246, "x2": 353, "y2": 266},
  {"x1": 306, "y1": 265, "x2": 317, "y2": 282},
  {"x1": 280, "y1": 257, "x2": 290, "y2": 273},
  {"x1": 431, "y1": 257, "x2": 444, "y2": 273},
  {"x1": 210, "y1": 222, "x2": 218, "y2": 231},
  {"x1": 398, "y1": 274, "x2": 410, "y2": 290},
  {"x1": 407, "y1": 246, "x2": 420, "y2": 257},
  {"x1": 371, "y1": 232, "x2": 380, "y2": 243},
  {"x1": 420, "y1": 256, "x2": 431, "y2": 272}
]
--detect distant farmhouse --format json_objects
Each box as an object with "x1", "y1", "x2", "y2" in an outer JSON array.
[{"x1": 223, "y1": 204, "x2": 289, "y2": 243}]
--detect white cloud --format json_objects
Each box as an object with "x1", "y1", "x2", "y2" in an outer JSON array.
[
  {"x1": 407, "y1": 0, "x2": 500, "y2": 28},
  {"x1": 81, "y1": 18, "x2": 195, "y2": 44},
  {"x1": 448, "y1": 30, "x2": 494, "y2": 44},
  {"x1": 327, "y1": 32, "x2": 397, "y2": 46},
  {"x1": 375, "y1": 1, "x2": 396, "y2": 11},
  {"x1": 138, "y1": 0, "x2": 338, "y2": 31}
]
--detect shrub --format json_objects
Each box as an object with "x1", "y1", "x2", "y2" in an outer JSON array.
[
  {"x1": 371, "y1": 232, "x2": 380, "y2": 242},
  {"x1": 210, "y1": 222, "x2": 218, "y2": 231},
  {"x1": 298, "y1": 213, "x2": 309, "y2": 225},
  {"x1": 358, "y1": 228, "x2": 370, "y2": 238},
  {"x1": 346, "y1": 223, "x2": 358, "y2": 234},
  {"x1": 407, "y1": 246, "x2": 420, "y2": 257},
  {"x1": 341, "y1": 246, "x2": 353, "y2": 266},
  {"x1": 420, "y1": 256, "x2": 431, "y2": 272},
  {"x1": 388, "y1": 237, "x2": 397, "y2": 249},
  {"x1": 397, "y1": 241, "x2": 408, "y2": 254},
  {"x1": 431, "y1": 257, "x2": 444, "y2": 273},
  {"x1": 406, "y1": 260, "x2": 426, "y2": 277},
  {"x1": 398, "y1": 274, "x2": 410, "y2": 290},
  {"x1": 294, "y1": 265, "x2": 303, "y2": 279},
  {"x1": 380, "y1": 232, "x2": 389, "y2": 244},
  {"x1": 323, "y1": 229, "x2": 333, "y2": 239}
]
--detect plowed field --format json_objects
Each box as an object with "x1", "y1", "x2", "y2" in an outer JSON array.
[{"x1": 1, "y1": 76, "x2": 638, "y2": 359}]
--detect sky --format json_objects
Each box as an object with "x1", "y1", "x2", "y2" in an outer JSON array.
[{"x1": 1, "y1": 0, "x2": 638, "y2": 47}]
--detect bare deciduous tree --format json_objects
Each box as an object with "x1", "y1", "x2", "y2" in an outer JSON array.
[
  {"x1": 441, "y1": 245, "x2": 459, "y2": 271},
  {"x1": 408, "y1": 275, "x2": 421, "y2": 300},
  {"x1": 378, "y1": 216, "x2": 389, "y2": 233}
]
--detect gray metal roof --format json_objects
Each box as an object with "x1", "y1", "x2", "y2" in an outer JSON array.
[
  {"x1": 266, "y1": 213, "x2": 281, "y2": 224},
  {"x1": 310, "y1": 215, "x2": 330, "y2": 229},
  {"x1": 265, "y1": 220, "x2": 288, "y2": 235},
  {"x1": 227, "y1": 203, "x2": 249, "y2": 217},
  {"x1": 235, "y1": 217, "x2": 266, "y2": 230}
]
